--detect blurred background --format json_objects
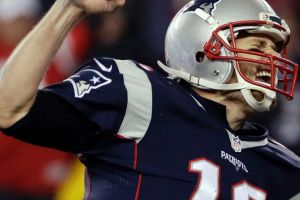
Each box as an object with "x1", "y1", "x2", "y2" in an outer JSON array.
[{"x1": 0, "y1": 0, "x2": 299, "y2": 199}]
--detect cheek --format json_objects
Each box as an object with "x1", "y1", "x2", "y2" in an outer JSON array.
[
  {"x1": 227, "y1": 62, "x2": 256, "y2": 84},
  {"x1": 238, "y1": 61, "x2": 257, "y2": 75}
]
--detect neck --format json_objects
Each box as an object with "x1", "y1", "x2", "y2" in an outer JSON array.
[
  {"x1": 192, "y1": 87, "x2": 254, "y2": 130},
  {"x1": 225, "y1": 101, "x2": 252, "y2": 130}
]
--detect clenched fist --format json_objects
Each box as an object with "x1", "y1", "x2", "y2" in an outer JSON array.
[{"x1": 71, "y1": 0, "x2": 125, "y2": 13}]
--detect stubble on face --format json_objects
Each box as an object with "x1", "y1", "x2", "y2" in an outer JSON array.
[
  {"x1": 227, "y1": 33, "x2": 280, "y2": 110},
  {"x1": 222, "y1": 60, "x2": 277, "y2": 112},
  {"x1": 227, "y1": 61, "x2": 265, "y2": 101}
]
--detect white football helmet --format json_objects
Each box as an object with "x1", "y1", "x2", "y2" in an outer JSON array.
[{"x1": 158, "y1": 0, "x2": 298, "y2": 112}]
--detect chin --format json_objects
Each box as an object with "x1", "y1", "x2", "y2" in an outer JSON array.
[
  {"x1": 223, "y1": 90, "x2": 277, "y2": 114},
  {"x1": 250, "y1": 90, "x2": 264, "y2": 102},
  {"x1": 251, "y1": 90, "x2": 277, "y2": 111}
]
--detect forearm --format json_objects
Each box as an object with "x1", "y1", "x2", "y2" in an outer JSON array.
[{"x1": 0, "y1": 0, "x2": 84, "y2": 128}]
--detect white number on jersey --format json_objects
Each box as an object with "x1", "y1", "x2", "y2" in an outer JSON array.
[{"x1": 189, "y1": 158, "x2": 267, "y2": 200}]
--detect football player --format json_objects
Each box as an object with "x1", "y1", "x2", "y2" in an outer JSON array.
[{"x1": 0, "y1": 0, "x2": 299, "y2": 199}]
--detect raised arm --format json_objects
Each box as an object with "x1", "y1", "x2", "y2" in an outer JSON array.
[{"x1": 0, "y1": 0, "x2": 125, "y2": 128}]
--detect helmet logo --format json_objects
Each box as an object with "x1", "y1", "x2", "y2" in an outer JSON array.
[{"x1": 183, "y1": 0, "x2": 222, "y2": 15}]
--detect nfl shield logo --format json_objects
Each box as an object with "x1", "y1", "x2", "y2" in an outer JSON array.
[{"x1": 232, "y1": 136, "x2": 242, "y2": 153}]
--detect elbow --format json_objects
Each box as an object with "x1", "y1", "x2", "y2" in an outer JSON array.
[
  {"x1": 0, "y1": 94, "x2": 35, "y2": 129},
  {"x1": 0, "y1": 101, "x2": 16, "y2": 129},
  {"x1": 0, "y1": 112, "x2": 21, "y2": 129},
  {"x1": 0, "y1": 104, "x2": 29, "y2": 129}
]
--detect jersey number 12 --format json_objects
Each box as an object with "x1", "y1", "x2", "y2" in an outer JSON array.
[{"x1": 189, "y1": 158, "x2": 267, "y2": 200}]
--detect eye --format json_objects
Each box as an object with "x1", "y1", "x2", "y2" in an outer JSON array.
[
  {"x1": 249, "y1": 48, "x2": 263, "y2": 53},
  {"x1": 275, "y1": 42, "x2": 284, "y2": 54}
]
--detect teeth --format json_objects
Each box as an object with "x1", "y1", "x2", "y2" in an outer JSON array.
[{"x1": 256, "y1": 71, "x2": 271, "y2": 77}]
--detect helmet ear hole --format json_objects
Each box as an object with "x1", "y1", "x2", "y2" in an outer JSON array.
[{"x1": 196, "y1": 51, "x2": 205, "y2": 63}]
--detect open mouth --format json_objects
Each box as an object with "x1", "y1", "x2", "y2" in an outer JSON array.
[{"x1": 256, "y1": 70, "x2": 271, "y2": 84}]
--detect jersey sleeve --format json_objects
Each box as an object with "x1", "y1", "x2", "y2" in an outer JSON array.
[
  {"x1": 45, "y1": 58, "x2": 153, "y2": 139},
  {"x1": 44, "y1": 57, "x2": 128, "y2": 134},
  {"x1": 2, "y1": 58, "x2": 153, "y2": 153},
  {"x1": 1, "y1": 90, "x2": 99, "y2": 153}
]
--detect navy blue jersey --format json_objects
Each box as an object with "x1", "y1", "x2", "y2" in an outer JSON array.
[{"x1": 5, "y1": 58, "x2": 300, "y2": 199}]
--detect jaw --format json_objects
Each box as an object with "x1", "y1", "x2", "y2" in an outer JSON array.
[
  {"x1": 193, "y1": 86, "x2": 276, "y2": 131},
  {"x1": 193, "y1": 88, "x2": 253, "y2": 130},
  {"x1": 250, "y1": 90, "x2": 265, "y2": 102},
  {"x1": 217, "y1": 90, "x2": 254, "y2": 128},
  {"x1": 220, "y1": 90, "x2": 256, "y2": 112},
  {"x1": 228, "y1": 65, "x2": 276, "y2": 111}
]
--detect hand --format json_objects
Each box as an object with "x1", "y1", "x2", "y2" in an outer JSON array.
[{"x1": 71, "y1": 0, "x2": 125, "y2": 13}]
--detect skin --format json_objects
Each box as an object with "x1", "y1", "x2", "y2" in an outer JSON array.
[
  {"x1": 194, "y1": 33, "x2": 281, "y2": 130},
  {"x1": 0, "y1": 0, "x2": 280, "y2": 132},
  {"x1": 0, "y1": 0, "x2": 125, "y2": 129}
]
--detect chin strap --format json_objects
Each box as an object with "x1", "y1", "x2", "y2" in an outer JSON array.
[
  {"x1": 241, "y1": 88, "x2": 275, "y2": 112},
  {"x1": 157, "y1": 60, "x2": 276, "y2": 112},
  {"x1": 157, "y1": 61, "x2": 246, "y2": 90},
  {"x1": 232, "y1": 59, "x2": 276, "y2": 112}
]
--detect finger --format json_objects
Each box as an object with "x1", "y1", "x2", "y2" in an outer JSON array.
[
  {"x1": 71, "y1": 0, "x2": 84, "y2": 9},
  {"x1": 70, "y1": 0, "x2": 88, "y2": 12},
  {"x1": 106, "y1": 0, "x2": 125, "y2": 13}
]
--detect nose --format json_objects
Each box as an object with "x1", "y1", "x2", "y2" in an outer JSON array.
[
  {"x1": 116, "y1": 0, "x2": 126, "y2": 6},
  {"x1": 265, "y1": 47, "x2": 281, "y2": 57},
  {"x1": 271, "y1": 50, "x2": 281, "y2": 57}
]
